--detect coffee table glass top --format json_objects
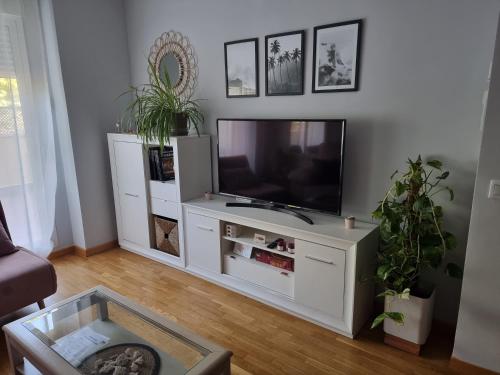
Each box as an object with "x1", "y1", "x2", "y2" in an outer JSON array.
[{"x1": 22, "y1": 290, "x2": 209, "y2": 374}]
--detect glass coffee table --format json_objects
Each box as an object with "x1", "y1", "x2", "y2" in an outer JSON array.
[{"x1": 3, "y1": 286, "x2": 231, "y2": 375}]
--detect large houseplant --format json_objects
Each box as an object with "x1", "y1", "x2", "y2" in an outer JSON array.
[
  {"x1": 371, "y1": 156, "x2": 462, "y2": 351},
  {"x1": 124, "y1": 59, "x2": 203, "y2": 150}
]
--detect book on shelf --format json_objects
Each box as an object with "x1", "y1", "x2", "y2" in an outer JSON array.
[{"x1": 149, "y1": 147, "x2": 175, "y2": 181}]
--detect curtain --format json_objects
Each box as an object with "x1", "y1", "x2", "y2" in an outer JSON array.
[{"x1": 0, "y1": 0, "x2": 57, "y2": 258}]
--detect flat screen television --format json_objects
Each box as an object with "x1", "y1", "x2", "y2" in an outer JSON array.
[{"x1": 217, "y1": 119, "x2": 346, "y2": 216}]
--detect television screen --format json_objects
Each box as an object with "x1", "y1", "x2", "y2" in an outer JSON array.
[{"x1": 217, "y1": 119, "x2": 346, "y2": 215}]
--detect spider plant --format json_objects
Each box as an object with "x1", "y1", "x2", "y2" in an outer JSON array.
[{"x1": 123, "y1": 59, "x2": 203, "y2": 150}]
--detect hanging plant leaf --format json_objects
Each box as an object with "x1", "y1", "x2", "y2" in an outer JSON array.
[
  {"x1": 371, "y1": 312, "x2": 404, "y2": 329},
  {"x1": 445, "y1": 263, "x2": 463, "y2": 279},
  {"x1": 427, "y1": 159, "x2": 442, "y2": 169},
  {"x1": 437, "y1": 171, "x2": 450, "y2": 180}
]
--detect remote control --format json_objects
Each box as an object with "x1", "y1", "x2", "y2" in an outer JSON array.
[{"x1": 267, "y1": 238, "x2": 284, "y2": 249}]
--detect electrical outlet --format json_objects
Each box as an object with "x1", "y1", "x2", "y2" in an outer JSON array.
[{"x1": 488, "y1": 180, "x2": 500, "y2": 199}]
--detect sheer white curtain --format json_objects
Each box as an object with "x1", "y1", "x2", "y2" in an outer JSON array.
[{"x1": 0, "y1": 0, "x2": 58, "y2": 257}]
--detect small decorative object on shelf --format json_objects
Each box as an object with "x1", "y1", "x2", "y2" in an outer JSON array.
[
  {"x1": 253, "y1": 233, "x2": 266, "y2": 244},
  {"x1": 225, "y1": 223, "x2": 241, "y2": 238},
  {"x1": 287, "y1": 242, "x2": 295, "y2": 254},
  {"x1": 204, "y1": 191, "x2": 213, "y2": 200},
  {"x1": 276, "y1": 239, "x2": 285, "y2": 251},
  {"x1": 345, "y1": 216, "x2": 355, "y2": 229},
  {"x1": 267, "y1": 238, "x2": 283, "y2": 249},
  {"x1": 233, "y1": 243, "x2": 253, "y2": 258}
]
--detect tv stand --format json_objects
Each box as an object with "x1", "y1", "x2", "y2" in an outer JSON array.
[
  {"x1": 182, "y1": 195, "x2": 379, "y2": 338},
  {"x1": 226, "y1": 202, "x2": 314, "y2": 225}
]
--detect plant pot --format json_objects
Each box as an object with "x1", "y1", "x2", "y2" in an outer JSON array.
[
  {"x1": 170, "y1": 113, "x2": 188, "y2": 136},
  {"x1": 383, "y1": 289, "x2": 435, "y2": 354}
]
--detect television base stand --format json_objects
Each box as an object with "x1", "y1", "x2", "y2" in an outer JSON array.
[{"x1": 225, "y1": 202, "x2": 314, "y2": 225}]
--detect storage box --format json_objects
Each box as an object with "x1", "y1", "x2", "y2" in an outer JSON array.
[
  {"x1": 255, "y1": 250, "x2": 272, "y2": 264},
  {"x1": 154, "y1": 216, "x2": 179, "y2": 256},
  {"x1": 225, "y1": 223, "x2": 242, "y2": 238},
  {"x1": 270, "y1": 254, "x2": 294, "y2": 271},
  {"x1": 254, "y1": 250, "x2": 294, "y2": 271}
]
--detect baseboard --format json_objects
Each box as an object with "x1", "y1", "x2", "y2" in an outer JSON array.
[
  {"x1": 48, "y1": 240, "x2": 117, "y2": 259},
  {"x1": 75, "y1": 240, "x2": 118, "y2": 258},
  {"x1": 47, "y1": 245, "x2": 76, "y2": 260},
  {"x1": 449, "y1": 357, "x2": 499, "y2": 375}
]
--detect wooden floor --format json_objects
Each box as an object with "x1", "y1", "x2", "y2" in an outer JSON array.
[{"x1": 0, "y1": 248, "x2": 484, "y2": 374}]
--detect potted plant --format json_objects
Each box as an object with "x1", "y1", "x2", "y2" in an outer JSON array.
[
  {"x1": 370, "y1": 156, "x2": 462, "y2": 354},
  {"x1": 124, "y1": 59, "x2": 204, "y2": 149}
]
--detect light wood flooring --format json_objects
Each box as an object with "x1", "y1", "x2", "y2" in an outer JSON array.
[{"x1": 0, "y1": 248, "x2": 486, "y2": 374}]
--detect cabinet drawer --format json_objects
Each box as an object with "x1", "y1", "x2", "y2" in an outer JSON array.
[
  {"x1": 295, "y1": 240, "x2": 345, "y2": 318},
  {"x1": 186, "y1": 212, "x2": 221, "y2": 273},
  {"x1": 224, "y1": 254, "x2": 294, "y2": 297},
  {"x1": 150, "y1": 180, "x2": 178, "y2": 202},
  {"x1": 151, "y1": 198, "x2": 178, "y2": 220}
]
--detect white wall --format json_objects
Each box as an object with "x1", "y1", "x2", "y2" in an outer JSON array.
[
  {"x1": 452, "y1": 15, "x2": 500, "y2": 373},
  {"x1": 52, "y1": 0, "x2": 131, "y2": 248},
  {"x1": 124, "y1": 0, "x2": 500, "y2": 323}
]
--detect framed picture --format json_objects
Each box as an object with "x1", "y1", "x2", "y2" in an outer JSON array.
[
  {"x1": 312, "y1": 19, "x2": 362, "y2": 93},
  {"x1": 224, "y1": 38, "x2": 259, "y2": 97},
  {"x1": 265, "y1": 30, "x2": 305, "y2": 96}
]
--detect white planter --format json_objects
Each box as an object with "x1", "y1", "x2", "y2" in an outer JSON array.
[{"x1": 383, "y1": 289, "x2": 435, "y2": 345}]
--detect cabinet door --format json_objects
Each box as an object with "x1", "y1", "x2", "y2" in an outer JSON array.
[
  {"x1": 295, "y1": 239, "x2": 346, "y2": 319},
  {"x1": 185, "y1": 211, "x2": 221, "y2": 273},
  {"x1": 113, "y1": 141, "x2": 149, "y2": 247}
]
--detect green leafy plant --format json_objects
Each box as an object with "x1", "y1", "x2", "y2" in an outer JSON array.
[
  {"x1": 370, "y1": 156, "x2": 462, "y2": 329},
  {"x1": 123, "y1": 59, "x2": 204, "y2": 150}
]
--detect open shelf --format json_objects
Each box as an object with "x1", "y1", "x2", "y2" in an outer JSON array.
[
  {"x1": 222, "y1": 225, "x2": 295, "y2": 258},
  {"x1": 223, "y1": 235, "x2": 295, "y2": 259}
]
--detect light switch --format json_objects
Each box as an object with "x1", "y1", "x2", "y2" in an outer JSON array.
[{"x1": 488, "y1": 180, "x2": 500, "y2": 199}]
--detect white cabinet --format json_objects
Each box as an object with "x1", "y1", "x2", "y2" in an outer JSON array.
[
  {"x1": 112, "y1": 141, "x2": 149, "y2": 248},
  {"x1": 185, "y1": 211, "x2": 221, "y2": 273},
  {"x1": 294, "y1": 240, "x2": 346, "y2": 319}
]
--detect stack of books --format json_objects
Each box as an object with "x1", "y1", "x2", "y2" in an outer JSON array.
[{"x1": 149, "y1": 147, "x2": 175, "y2": 181}]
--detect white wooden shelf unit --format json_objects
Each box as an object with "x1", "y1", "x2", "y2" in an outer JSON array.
[
  {"x1": 107, "y1": 133, "x2": 212, "y2": 268},
  {"x1": 108, "y1": 132, "x2": 379, "y2": 338}
]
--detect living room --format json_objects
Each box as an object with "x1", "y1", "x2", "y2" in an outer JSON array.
[{"x1": 1, "y1": 0, "x2": 500, "y2": 374}]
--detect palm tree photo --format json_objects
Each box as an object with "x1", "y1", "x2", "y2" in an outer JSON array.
[{"x1": 266, "y1": 32, "x2": 304, "y2": 95}]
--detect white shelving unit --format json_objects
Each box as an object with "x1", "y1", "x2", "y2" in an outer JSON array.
[
  {"x1": 108, "y1": 133, "x2": 379, "y2": 338},
  {"x1": 107, "y1": 133, "x2": 212, "y2": 268}
]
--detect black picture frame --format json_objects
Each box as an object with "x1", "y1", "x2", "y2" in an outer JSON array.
[
  {"x1": 312, "y1": 19, "x2": 363, "y2": 93},
  {"x1": 224, "y1": 38, "x2": 259, "y2": 98},
  {"x1": 265, "y1": 30, "x2": 305, "y2": 96}
]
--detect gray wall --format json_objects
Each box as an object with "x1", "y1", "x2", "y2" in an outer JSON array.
[
  {"x1": 52, "y1": 0, "x2": 131, "y2": 249},
  {"x1": 453, "y1": 15, "x2": 500, "y2": 373},
  {"x1": 125, "y1": 0, "x2": 500, "y2": 323}
]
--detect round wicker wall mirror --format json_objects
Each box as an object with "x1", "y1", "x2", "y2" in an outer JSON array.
[{"x1": 149, "y1": 30, "x2": 198, "y2": 98}]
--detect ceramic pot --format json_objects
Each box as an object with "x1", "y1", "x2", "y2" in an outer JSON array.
[
  {"x1": 384, "y1": 289, "x2": 435, "y2": 345},
  {"x1": 171, "y1": 113, "x2": 188, "y2": 136}
]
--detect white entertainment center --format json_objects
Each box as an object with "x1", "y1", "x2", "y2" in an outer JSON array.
[{"x1": 108, "y1": 133, "x2": 379, "y2": 338}]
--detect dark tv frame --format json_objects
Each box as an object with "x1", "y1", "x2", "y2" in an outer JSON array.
[{"x1": 216, "y1": 118, "x2": 347, "y2": 217}]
